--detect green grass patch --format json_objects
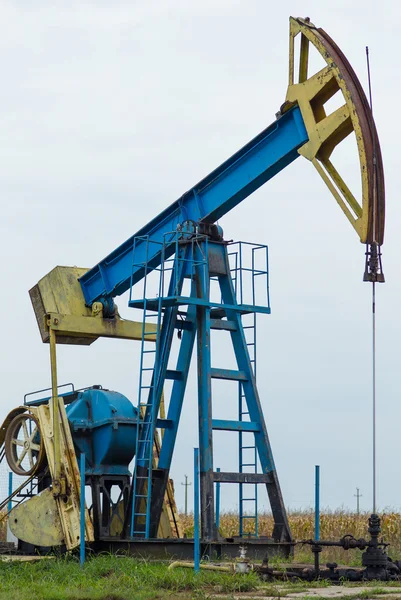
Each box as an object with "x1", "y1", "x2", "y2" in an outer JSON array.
[{"x1": 0, "y1": 554, "x2": 260, "y2": 600}]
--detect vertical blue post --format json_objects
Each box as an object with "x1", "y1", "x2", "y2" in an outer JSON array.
[
  {"x1": 215, "y1": 467, "x2": 221, "y2": 532},
  {"x1": 315, "y1": 465, "x2": 320, "y2": 541},
  {"x1": 80, "y1": 453, "x2": 86, "y2": 567},
  {"x1": 194, "y1": 447, "x2": 200, "y2": 573},
  {"x1": 8, "y1": 472, "x2": 13, "y2": 514}
]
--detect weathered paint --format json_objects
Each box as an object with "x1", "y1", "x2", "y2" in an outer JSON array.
[{"x1": 285, "y1": 17, "x2": 385, "y2": 245}]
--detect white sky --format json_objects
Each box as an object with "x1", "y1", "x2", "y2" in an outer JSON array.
[{"x1": 0, "y1": 0, "x2": 400, "y2": 517}]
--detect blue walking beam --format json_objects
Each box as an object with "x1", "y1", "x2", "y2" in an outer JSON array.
[{"x1": 78, "y1": 106, "x2": 307, "y2": 308}]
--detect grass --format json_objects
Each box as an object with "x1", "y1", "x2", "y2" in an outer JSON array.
[
  {"x1": 0, "y1": 554, "x2": 260, "y2": 600},
  {"x1": 1, "y1": 510, "x2": 401, "y2": 599},
  {"x1": 2, "y1": 555, "x2": 401, "y2": 600}
]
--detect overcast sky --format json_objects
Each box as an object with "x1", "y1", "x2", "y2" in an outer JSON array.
[{"x1": 0, "y1": 0, "x2": 400, "y2": 519}]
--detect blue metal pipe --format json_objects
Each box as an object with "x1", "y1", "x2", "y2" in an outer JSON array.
[
  {"x1": 79, "y1": 106, "x2": 307, "y2": 305},
  {"x1": 315, "y1": 464, "x2": 320, "y2": 541},
  {"x1": 8, "y1": 472, "x2": 12, "y2": 514},
  {"x1": 216, "y1": 467, "x2": 221, "y2": 532},
  {"x1": 194, "y1": 447, "x2": 200, "y2": 573},
  {"x1": 80, "y1": 453, "x2": 86, "y2": 567}
]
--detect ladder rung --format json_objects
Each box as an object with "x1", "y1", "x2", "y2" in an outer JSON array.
[
  {"x1": 134, "y1": 513, "x2": 147, "y2": 517},
  {"x1": 241, "y1": 463, "x2": 256, "y2": 467}
]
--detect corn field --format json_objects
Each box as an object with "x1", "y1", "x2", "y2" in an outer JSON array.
[{"x1": 180, "y1": 510, "x2": 401, "y2": 563}]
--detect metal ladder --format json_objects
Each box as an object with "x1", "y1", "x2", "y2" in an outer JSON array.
[
  {"x1": 238, "y1": 311, "x2": 258, "y2": 537},
  {"x1": 130, "y1": 236, "x2": 163, "y2": 538},
  {"x1": 229, "y1": 245, "x2": 259, "y2": 537}
]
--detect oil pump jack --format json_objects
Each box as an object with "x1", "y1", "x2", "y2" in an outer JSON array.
[{"x1": 0, "y1": 17, "x2": 385, "y2": 559}]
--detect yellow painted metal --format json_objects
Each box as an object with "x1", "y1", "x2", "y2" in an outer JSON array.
[
  {"x1": 46, "y1": 312, "x2": 156, "y2": 342},
  {"x1": 0, "y1": 556, "x2": 56, "y2": 563},
  {"x1": 9, "y1": 488, "x2": 64, "y2": 547},
  {"x1": 0, "y1": 406, "x2": 28, "y2": 448},
  {"x1": 137, "y1": 405, "x2": 183, "y2": 538},
  {"x1": 4, "y1": 412, "x2": 46, "y2": 476},
  {"x1": 168, "y1": 561, "x2": 232, "y2": 572},
  {"x1": 109, "y1": 485, "x2": 182, "y2": 538},
  {"x1": 30, "y1": 266, "x2": 154, "y2": 345},
  {"x1": 285, "y1": 17, "x2": 378, "y2": 244},
  {"x1": 49, "y1": 328, "x2": 61, "y2": 489},
  {"x1": 36, "y1": 399, "x2": 94, "y2": 549},
  {"x1": 2, "y1": 402, "x2": 93, "y2": 549}
]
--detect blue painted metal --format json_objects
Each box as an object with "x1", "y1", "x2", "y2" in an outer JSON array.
[
  {"x1": 217, "y1": 244, "x2": 289, "y2": 540},
  {"x1": 231, "y1": 242, "x2": 261, "y2": 537},
  {"x1": 157, "y1": 302, "x2": 197, "y2": 471},
  {"x1": 215, "y1": 467, "x2": 221, "y2": 532},
  {"x1": 194, "y1": 241, "x2": 214, "y2": 539},
  {"x1": 128, "y1": 235, "x2": 290, "y2": 542},
  {"x1": 79, "y1": 106, "x2": 307, "y2": 306},
  {"x1": 211, "y1": 368, "x2": 247, "y2": 381},
  {"x1": 315, "y1": 465, "x2": 320, "y2": 541},
  {"x1": 80, "y1": 453, "x2": 85, "y2": 567},
  {"x1": 24, "y1": 383, "x2": 75, "y2": 406},
  {"x1": 212, "y1": 419, "x2": 260, "y2": 432},
  {"x1": 8, "y1": 472, "x2": 12, "y2": 514},
  {"x1": 194, "y1": 447, "x2": 200, "y2": 573},
  {"x1": 66, "y1": 388, "x2": 138, "y2": 476},
  {"x1": 130, "y1": 245, "x2": 194, "y2": 538}
]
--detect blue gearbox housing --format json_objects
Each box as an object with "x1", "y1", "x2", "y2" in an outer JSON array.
[{"x1": 66, "y1": 387, "x2": 138, "y2": 476}]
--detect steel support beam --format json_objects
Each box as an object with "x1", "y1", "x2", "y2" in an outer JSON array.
[{"x1": 79, "y1": 106, "x2": 307, "y2": 305}]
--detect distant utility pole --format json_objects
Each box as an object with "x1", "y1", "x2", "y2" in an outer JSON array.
[
  {"x1": 354, "y1": 487, "x2": 363, "y2": 515},
  {"x1": 181, "y1": 475, "x2": 192, "y2": 515}
]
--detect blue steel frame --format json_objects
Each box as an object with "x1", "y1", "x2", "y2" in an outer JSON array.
[
  {"x1": 128, "y1": 235, "x2": 291, "y2": 543},
  {"x1": 79, "y1": 106, "x2": 307, "y2": 307},
  {"x1": 75, "y1": 105, "x2": 309, "y2": 543}
]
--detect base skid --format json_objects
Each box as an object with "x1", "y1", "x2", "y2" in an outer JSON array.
[{"x1": 90, "y1": 537, "x2": 292, "y2": 561}]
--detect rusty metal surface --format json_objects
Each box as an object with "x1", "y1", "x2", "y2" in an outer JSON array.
[{"x1": 302, "y1": 18, "x2": 385, "y2": 245}]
